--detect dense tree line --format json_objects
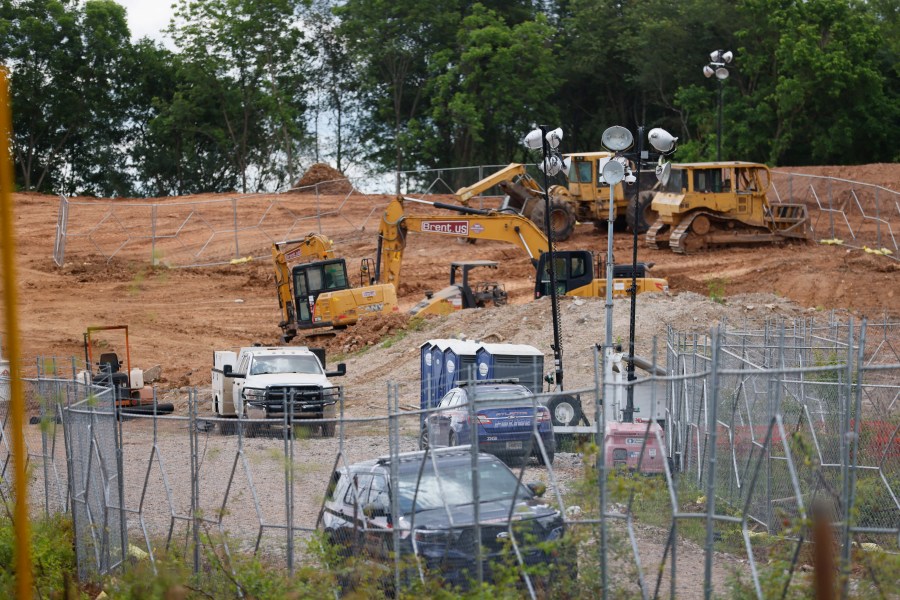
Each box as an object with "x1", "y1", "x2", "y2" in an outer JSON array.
[{"x1": 1, "y1": 0, "x2": 897, "y2": 197}]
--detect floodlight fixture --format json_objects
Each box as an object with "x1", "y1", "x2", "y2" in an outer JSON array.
[
  {"x1": 545, "y1": 127, "x2": 563, "y2": 149},
  {"x1": 710, "y1": 49, "x2": 733, "y2": 63},
  {"x1": 524, "y1": 128, "x2": 543, "y2": 150},
  {"x1": 715, "y1": 67, "x2": 730, "y2": 80},
  {"x1": 655, "y1": 161, "x2": 672, "y2": 186},
  {"x1": 703, "y1": 65, "x2": 715, "y2": 78},
  {"x1": 648, "y1": 128, "x2": 677, "y2": 153},
  {"x1": 601, "y1": 159, "x2": 625, "y2": 185},
  {"x1": 601, "y1": 126, "x2": 634, "y2": 152}
]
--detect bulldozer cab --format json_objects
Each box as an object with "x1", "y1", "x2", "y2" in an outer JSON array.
[{"x1": 291, "y1": 259, "x2": 351, "y2": 326}]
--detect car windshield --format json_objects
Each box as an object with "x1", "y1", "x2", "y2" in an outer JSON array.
[
  {"x1": 249, "y1": 355, "x2": 322, "y2": 375},
  {"x1": 396, "y1": 459, "x2": 532, "y2": 514}
]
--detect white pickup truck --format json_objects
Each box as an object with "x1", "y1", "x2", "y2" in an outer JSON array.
[{"x1": 211, "y1": 346, "x2": 346, "y2": 436}]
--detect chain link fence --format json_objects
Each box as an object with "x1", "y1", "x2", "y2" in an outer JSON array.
[
  {"x1": 770, "y1": 171, "x2": 900, "y2": 257},
  {"x1": 52, "y1": 167, "x2": 899, "y2": 269},
  {"x1": 2, "y1": 316, "x2": 898, "y2": 597}
]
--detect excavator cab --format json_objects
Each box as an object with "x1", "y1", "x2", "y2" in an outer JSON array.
[
  {"x1": 291, "y1": 259, "x2": 351, "y2": 327},
  {"x1": 534, "y1": 251, "x2": 595, "y2": 298}
]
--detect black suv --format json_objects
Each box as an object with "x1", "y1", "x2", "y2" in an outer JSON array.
[{"x1": 321, "y1": 447, "x2": 573, "y2": 590}]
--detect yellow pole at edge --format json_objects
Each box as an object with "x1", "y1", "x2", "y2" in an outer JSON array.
[{"x1": 0, "y1": 66, "x2": 33, "y2": 597}]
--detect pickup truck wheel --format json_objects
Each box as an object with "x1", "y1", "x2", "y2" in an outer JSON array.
[{"x1": 536, "y1": 445, "x2": 555, "y2": 466}]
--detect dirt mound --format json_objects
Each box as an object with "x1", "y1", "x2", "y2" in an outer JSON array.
[
  {"x1": 291, "y1": 163, "x2": 354, "y2": 194},
  {"x1": 303, "y1": 312, "x2": 420, "y2": 357}
]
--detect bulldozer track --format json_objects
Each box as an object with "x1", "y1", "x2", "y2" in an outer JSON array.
[
  {"x1": 668, "y1": 211, "x2": 798, "y2": 254},
  {"x1": 645, "y1": 220, "x2": 669, "y2": 250}
]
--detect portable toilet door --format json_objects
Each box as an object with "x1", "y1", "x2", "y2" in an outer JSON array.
[
  {"x1": 478, "y1": 343, "x2": 544, "y2": 393},
  {"x1": 475, "y1": 345, "x2": 494, "y2": 383},
  {"x1": 430, "y1": 342, "x2": 448, "y2": 402},
  {"x1": 420, "y1": 341, "x2": 434, "y2": 413},
  {"x1": 442, "y1": 340, "x2": 479, "y2": 393}
]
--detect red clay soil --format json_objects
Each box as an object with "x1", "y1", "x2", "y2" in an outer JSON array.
[{"x1": 2, "y1": 163, "x2": 898, "y2": 387}]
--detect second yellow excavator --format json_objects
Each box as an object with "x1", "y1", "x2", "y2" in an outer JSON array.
[
  {"x1": 272, "y1": 233, "x2": 398, "y2": 342},
  {"x1": 360, "y1": 197, "x2": 668, "y2": 316}
]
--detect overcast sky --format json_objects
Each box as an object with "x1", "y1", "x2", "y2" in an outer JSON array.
[{"x1": 117, "y1": 0, "x2": 176, "y2": 45}]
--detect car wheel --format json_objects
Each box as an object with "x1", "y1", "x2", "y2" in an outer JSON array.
[
  {"x1": 420, "y1": 426, "x2": 430, "y2": 450},
  {"x1": 536, "y1": 446, "x2": 555, "y2": 466},
  {"x1": 448, "y1": 431, "x2": 457, "y2": 447},
  {"x1": 547, "y1": 394, "x2": 583, "y2": 427}
]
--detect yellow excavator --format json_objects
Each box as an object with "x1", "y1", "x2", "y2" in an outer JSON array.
[
  {"x1": 367, "y1": 196, "x2": 668, "y2": 313},
  {"x1": 272, "y1": 233, "x2": 398, "y2": 342},
  {"x1": 455, "y1": 154, "x2": 660, "y2": 241},
  {"x1": 278, "y1": 198, "x2": 668, "y2": 339}
]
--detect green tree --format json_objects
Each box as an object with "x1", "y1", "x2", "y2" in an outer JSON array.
[
  {"x1": 1, "y1": 0, "x2": 141, "y2": 195},
  {"x1": 426, "y1": 5, "x2": 560, "y2": 170},
  {"x1": 1, "y1": 0, "x2": 84, "y2": 192},
  {"x1": 167, "y1": 0, "x2": 312, "y2": 193},
  {"x1": 335, "y1": 0, "x2": 461, "y2": 183}
]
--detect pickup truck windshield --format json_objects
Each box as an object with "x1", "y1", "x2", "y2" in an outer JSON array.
[{"x1": 249, "y1": 355, "x2": 323, "y2": 376}]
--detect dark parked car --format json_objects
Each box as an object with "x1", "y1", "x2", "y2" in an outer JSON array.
[
  {"x1": 321, "y1": 447, "x2": 573, "y2": 590},
  {"x1": 421, "y1": 381, "x2": 555, "y2": 465}
]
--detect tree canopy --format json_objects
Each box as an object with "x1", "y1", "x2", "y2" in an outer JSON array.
[{"x1": 1, "y1": 0, "x2": 897, "y2": 196}]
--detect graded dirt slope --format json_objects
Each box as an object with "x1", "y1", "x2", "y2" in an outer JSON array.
[{"x1": 2, "y1": 163, "x2": 897, "y2": 397}]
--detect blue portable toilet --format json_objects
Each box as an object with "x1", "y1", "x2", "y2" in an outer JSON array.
[
  {"x1": 420, "y1": 341, "x2": 434, "y2": 412},
  {"x1": 441, "y1": 340, "x2": 479, "y2": 395},
  {"x1": 475, "y1": 343, "x2": 544, "y2": 393},
  {"x1": 429, "y1": 342, "x2": 446, "y2": 406}
]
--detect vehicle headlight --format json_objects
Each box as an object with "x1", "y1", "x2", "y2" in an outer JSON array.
[
  {"x1": 322, "y1": 386, "x2": 340, "y2": 404},
  {"x1": 243, "y1": 387, "x2": 267, "y2": 402}
]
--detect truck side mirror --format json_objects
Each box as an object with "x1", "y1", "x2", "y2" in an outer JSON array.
[
  {"x1": 223, "y1": 364, "x2": 245, "y2": 379},
  {"x1": 326, "y1": 363, "x2": 347, "y2": 377}
]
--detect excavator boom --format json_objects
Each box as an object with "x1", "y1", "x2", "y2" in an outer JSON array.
[
  {"x1": 377, "y1": 196, "x2": 549, "y2": 290},
  {"x1": 454, "y1": 163, "x2": 541, "y2": 204}
]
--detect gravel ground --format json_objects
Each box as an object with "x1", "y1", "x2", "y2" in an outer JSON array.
[{"x1": 22, "y1": 291, "x2": 823, "y2": 594}]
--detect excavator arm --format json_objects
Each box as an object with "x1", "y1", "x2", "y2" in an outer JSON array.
[
  {"x1": 271, "y1": 234, "x2": 335, "y2": 331},
  {"x1": 377, "y1": 196, "x2": 549, "y2": 290},
  {"x1": 454, "y1": 163, "x2": 543, "y2": 205}
]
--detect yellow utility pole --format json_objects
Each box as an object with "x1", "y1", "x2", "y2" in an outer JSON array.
[{"x1": 0, "y1": 66, "x2": 33, "y2": 597}]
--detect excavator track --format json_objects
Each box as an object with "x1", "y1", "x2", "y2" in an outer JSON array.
[
  {"x1": 668, "y1": 211, "x2": 791, "y2": 254},
  {"x1": 645, "y1": 220, "x2": 670, "y2": 250}
]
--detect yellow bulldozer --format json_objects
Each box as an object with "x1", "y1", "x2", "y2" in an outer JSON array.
[
  {"x1": 645, "y1": 162, "x2": 810, "y2": 253},
  {"x1": 455, "y1": 153, "x2": 660, "y2": 242}
]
